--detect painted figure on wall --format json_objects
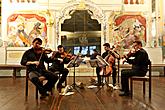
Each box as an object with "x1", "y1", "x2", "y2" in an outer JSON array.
[
  {"x1": 7, "y1": 14, "x2": 47, "y2": 47},
  {"x1": 8, "y1": 24, "x2": 29, "y2": 47},
  {"x1": 28, "y1": 22, "x2": 42, "y2": 45},
  {"x1": 16, "y1": 23, "x2": 30, "y2": 46},
  {"x1": 110, "y1": 15, "x2": 146, "y2": 55}
]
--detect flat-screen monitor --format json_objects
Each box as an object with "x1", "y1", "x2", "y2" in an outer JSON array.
[{"x1": 89, "y1": 46, "x2": 96, "y2": 55}]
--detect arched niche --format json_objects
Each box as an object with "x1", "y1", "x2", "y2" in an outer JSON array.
[{"x1": 55, "y1": 0, "x2": 107, "y2": 54}]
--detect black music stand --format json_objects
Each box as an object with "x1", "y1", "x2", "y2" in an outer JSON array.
[
  {"x1": 67, "y1": 54, "x2": 83, "y2": 96},
  {"x1": 86, "y1": 59, "x2": 99, "y2": 76},
  {"x1": 95, "y1": 55, "x2": 112, "y2": 94}
]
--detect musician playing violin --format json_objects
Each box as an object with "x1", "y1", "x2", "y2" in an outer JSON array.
[
  {"x1": 49, "y1": 45, "x2": 74, "y2": 92},
  {"x1": 119, "y1": 40, "x2": 149, "y2": 96},
  {"x1": 20, "y1": 38, "x2": 58, "y2": 99},
  {"x1": 95, "y1": 43, "x2": 117, "y2": 87}
]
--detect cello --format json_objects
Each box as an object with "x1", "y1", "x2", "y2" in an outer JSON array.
[{"x1": 99, "y1": 50, "x2": 115, "y2": 76}]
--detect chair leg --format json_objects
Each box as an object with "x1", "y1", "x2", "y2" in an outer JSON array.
[
  {"x1": 130, "y1": 78, "x2": 133, "y2": 97},
  {"x1": 149, "y1": 80, "x2": 151, "y2": 99},
  {"x1": 143, "y1": 81, "x2": 145, "y2": 95},
  {"x1": 25, "y1": 77, "x2": 28, "y2": 99},
  {"x1": 65, "y1": 79, "x2": 67, "y2": 86},
  {"x1": 36, "y1": 87, "x2": 38, "y2": 99}
]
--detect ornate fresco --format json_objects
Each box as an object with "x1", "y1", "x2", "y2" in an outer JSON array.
[
  {"x1": 110, "y1": 14, "x2": 146, "y2": 55},
  {"x1": 7, "y1": 14, "x2": 47, "y2": 47}
]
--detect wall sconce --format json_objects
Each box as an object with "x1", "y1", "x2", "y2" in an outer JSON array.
[
  {"x1": 46, "y1": 10, "x2": 54, "y2": 26},
  {"x1": 47, "y1": 16, "x2": 54, "y2": 26}
]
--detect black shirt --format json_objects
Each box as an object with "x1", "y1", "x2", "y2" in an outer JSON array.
[
  {"x1": 102, "y1": 50, "x2": 116, "y2": 66},
  {"x1": 20, "y1": 48, "x2": 51, "y2": 73},
  {"x1": 50, "y1": 52, "x2": 71, "y2": 70},
  {"x1": 126, "y1": 48, "x2": 149, "y2": 72}
]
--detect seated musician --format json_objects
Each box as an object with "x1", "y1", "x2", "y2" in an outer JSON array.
[
  {"x1": 119, "y1": 40, "x2": 149, "y2": 96},
  {"x1": 49, "y1": 45, "x2": 73, "y2": 92},
  {"x1": 90, "y1": 49, "x2": 100, "y2": 60},
  {"x1": 96, "y1": 43, "x2": 117, "y2": 87},
  {"x1": 20, "y1": 38, "x2": 58, "y2": 99}
]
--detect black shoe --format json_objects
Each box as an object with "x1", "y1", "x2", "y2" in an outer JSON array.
[
  {"x1": 94, "y1": 83, "x2": 101, "y2": 86},
  {"x1": 40, "y1": 93, "x2": 49, "y2": 99},
  {"x1": 94, "y1": 82, "x2": 104, "y2": 86},
  {"x1": 119, "y1": 89, "x2": 124, "y2": 92},
  {"x1": 57, "y1": 84, "x2": 65, "y2": 93},
  {"x1": 119, "y1": 91, "x2": 130, "y2": 96}
]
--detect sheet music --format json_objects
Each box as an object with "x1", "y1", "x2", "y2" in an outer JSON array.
[
  {"x1": 86, "y1": 59, "x2": 99, "y2": 67},
  {"x1": 96, "y1": 55, "x2": 109, "y2": 66},
  {"x1": 67, "y1": 57, "x2": 83, "y2": 68}
]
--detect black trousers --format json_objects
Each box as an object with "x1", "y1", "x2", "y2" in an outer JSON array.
[
  {"x1": 121, "y1": 69, "x2": 146, "y2": 93},
  {"x1": 50, "y1": 68, "x2": 69, "y2": 87},
  {"x1": 96, "y1": 66, "x2": 117, "y2": 86},
  {"x1": 29, "y1": 70, "x2": 58, "y2": 95}
]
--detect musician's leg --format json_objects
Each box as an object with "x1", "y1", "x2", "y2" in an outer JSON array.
[
  {"x1": 120, "y1": 69, "x2": 134, "y2": 96},
  {"x1": 96, "y1": 67, "x2": 101, "y2": 85},
  {"x1": 43, "y1": 70, "x2": 58, "y2": 91},
  {"x1": 57, "y1": 68, "x2": 69, "y2": 89},
  {"x1": 112, "y1": 67, "x2": 117, "y2": 86},
  {"x1": 29, "y1": 71, "x2": 47, "y2": 96}
]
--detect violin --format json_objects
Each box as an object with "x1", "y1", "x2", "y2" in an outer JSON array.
[
  {"x1": 34, "y1": 47, "x2": 53, "y2": 66},
  {"x1": 61, "y1": 52, "x2": 73, "y2": 59},
  {"x1": 34, "y1": 47, "x2": 52, "y2": 55},
  {"x1": 51, "y1": 48, "x2": 73, "y2": 60},
  {"x1": 122, "y1": 49, "x2": 137, "y2": 59},
  {"x1": 60, "y1": 48, "x2": 73, "y2": 59},
  {"x1": 121, "y1": 48, "x2": 140, "y2": 64}
]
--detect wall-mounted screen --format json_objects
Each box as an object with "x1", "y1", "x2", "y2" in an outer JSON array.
[
  {"x1": 74, "y1": 46, "x2": 80, "y2": 55},
  {"x1": 81, "y1": 46, "x2": 88, "y2": 55},
  {"x1": 89, "y1": 46, "x2": 96, "y2": 55}
]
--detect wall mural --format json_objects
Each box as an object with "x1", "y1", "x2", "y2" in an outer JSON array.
[
  {"x1": 110, "y1": 14, "x2": 146, "y2": 55},
  {"x1": 7, "y1": 14, "x2": 47, "y2": 47}
]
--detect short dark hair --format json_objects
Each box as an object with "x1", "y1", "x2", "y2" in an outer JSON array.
[
  {"x1": 32, "y1": 38, "x2": 42, "y2": 44},
  {"x1": 93, "y1": 49, "x2": 97, "y2": 52},
  {"x1": 57, "y1": 45, "x2": 63, "y2": 49},
  {"x1": 103, "y1": 43, "x2": 110, "y2": 48},
  {"x1": 133, "y1": 40, "x2": 142, "y2": 46}
]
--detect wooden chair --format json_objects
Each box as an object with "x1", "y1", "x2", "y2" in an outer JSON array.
[
  {"x1": 25, "y1": 68, "x2": 39, "y2": 100},
  {"x1": 25, "y1": 69, "x2": 52, "y2": 100},
  {"x1": 130, "y1": 60, "x2": 152, "y2": 99}
]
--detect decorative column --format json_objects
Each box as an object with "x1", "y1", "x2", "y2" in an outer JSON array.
[{"x1": 46, "y1": 12, "x2": 55, "y2": 49}]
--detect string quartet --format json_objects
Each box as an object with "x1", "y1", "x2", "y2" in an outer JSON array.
[{"x1": 33, "y1": 45, "x2": 139, "y2": 75}]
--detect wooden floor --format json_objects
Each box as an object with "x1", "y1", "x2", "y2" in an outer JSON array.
[{"x1": 0, "y1": 77, "x2": 165, "y2": 110}]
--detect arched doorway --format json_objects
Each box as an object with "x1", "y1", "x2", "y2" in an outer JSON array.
[{"x1": 61, "y1": 10, "x2": 101, "y2": 56}]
